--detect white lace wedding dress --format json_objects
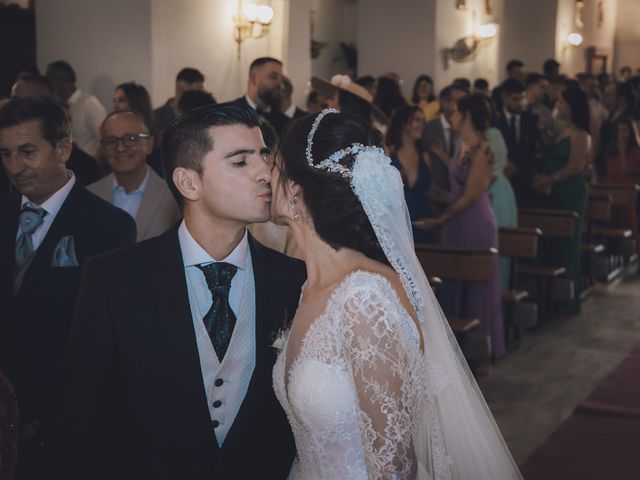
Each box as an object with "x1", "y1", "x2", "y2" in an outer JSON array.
[{"x1": 273, "y1": 270, "x2": 427, "y2": 480}]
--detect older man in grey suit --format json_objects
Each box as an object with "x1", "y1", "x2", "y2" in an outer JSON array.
[{"x1": 89, "y1": 110, "x2": 180, "y2": 241}]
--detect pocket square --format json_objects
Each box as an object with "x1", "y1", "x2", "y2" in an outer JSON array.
[{"x1": 51, "y1": 235, "x2": 79, "y2": 267}]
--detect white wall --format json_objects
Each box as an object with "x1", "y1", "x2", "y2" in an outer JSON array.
[
  {"x1": 501, "y1": 0, "x2": 557, "y2": 79},
  {"x1": 36, "y1": 0, "x2": 311, "y2": 110},
  {"x1": 614, "y1": 0, "x2": 640, "y2": 73},
  {"x1": 555, "y1": 0, "x2": 618, "y2": 76},
  {"x1": 433, "y1": 0, "x2": 504, "y2": 90},
  {"x1": 310, "y1": 0, "x2": 358, "y2": 80},
  {"x1": 36, "y1": 0, "x2": 152, "y2": 110},
  {"x1": 358, "y1": 0, "x2": 436, "y2": 97}
]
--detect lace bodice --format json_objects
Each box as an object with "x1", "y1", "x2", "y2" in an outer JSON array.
[{"x1": 273, "y1": 271, "x2": 425, "y2": 480}]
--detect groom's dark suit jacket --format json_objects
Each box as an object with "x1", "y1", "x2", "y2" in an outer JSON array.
[
  {"x1": 0, "y1": 182, "x2": 136, "y2": 477},
  {"x1": 50, "y1": 226, "x2": 306, "y2": 480}
]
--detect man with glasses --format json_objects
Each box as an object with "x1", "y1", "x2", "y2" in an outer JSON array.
[
  {"x1": 88, "y1": 110, "x2": 180, "y2": 241},
  {"x1": 0, "y1": 96, "x2": 135, "y2": 479}
]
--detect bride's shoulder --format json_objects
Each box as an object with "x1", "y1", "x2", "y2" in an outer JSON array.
[{"x1": 336, "y1": 270, "x2": 405, "y2": 314}]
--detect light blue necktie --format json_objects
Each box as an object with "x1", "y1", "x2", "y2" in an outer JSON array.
[{"x1": 15, "y1": 202, "x2": 47, "y2": 270}]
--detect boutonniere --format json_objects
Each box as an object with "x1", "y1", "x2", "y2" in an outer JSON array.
[
  {"x1": 270, "y1": 307, "x2": 293, "y2": 351},
  {"x1": 271, "y1": 328, "x2": 289, "y2": 352}
]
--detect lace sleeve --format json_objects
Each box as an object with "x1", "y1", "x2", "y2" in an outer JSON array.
[{"x1": 340, "y1": 278, "x2": 422, "y2": 480}]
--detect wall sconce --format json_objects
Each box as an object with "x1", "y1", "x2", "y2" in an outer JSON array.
[
  {"x1": 567, "y1": 32, "x2": 583, "y2": 47},
  {"x1": 233, "y1": 0, "x2": 274, "y2": 58},
  {"x1": 442, "y1": 23, "x2": 498, "y2": 69}
]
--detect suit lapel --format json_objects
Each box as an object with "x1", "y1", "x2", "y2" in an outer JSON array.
[
  {"x1": 135, "y1": 169, "x2": 163, "y2": 240},
  {"x1": 221, "y1": 235, "x2": 282, "y2": 451},
  {"x1": 149, "y1": 228, "x2": 218, "y2": 449},
  {"x1": 89, "y1": 174, "x2": 113, "y2": 201},
  {"x1": 19, "y1": 183, "x2": 82, "y2": 289}
]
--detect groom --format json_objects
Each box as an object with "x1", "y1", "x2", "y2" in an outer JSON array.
[{"x1": 51, "y1": 103, "x2": 306, "y2": 479}]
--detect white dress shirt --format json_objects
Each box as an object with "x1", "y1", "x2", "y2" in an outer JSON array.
[
  {"x1": 178, "y1": 220, "x2": 256, "y2": 445},
  {"x1": 503, "y1": 108, "x2": 522, "y2": 144},
  {"x1": 17, "y1": 171, "x2": 76, "y2": 251},
  {"x1": 284, "y1": 103, "x2": 296, "y2": 119},
  {"x1": 245, "y1": 94, "x2": 270, "y2": 113},
  {"x1": 440, "y1": 113, "x2": 460, "y2": 155},
  {"x1": 68, "y1": 88, "x2": 107, "y2": 154},
  {"x1": 111, "y1": 167, "x2": 150, "y2": 220}
]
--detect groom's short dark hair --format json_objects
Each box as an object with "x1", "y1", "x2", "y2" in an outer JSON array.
[{"x1": 162, "y1": 102, "x2": 261, "y2": 207}]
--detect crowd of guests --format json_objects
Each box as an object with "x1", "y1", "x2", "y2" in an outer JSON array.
[{"x1": 1, "y1": 54, "x2": 640, "y2": 478}]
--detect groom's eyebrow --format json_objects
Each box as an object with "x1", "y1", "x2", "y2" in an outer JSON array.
[
  {"x1": 224, "y1": 148, "x2": 255, "y2": 158},
  {"x1": 224, "y1": 147, "x2": 271, "y2": 158}
]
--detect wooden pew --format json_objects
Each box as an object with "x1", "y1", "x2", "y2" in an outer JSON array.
[
  {"x1": 589, "y1": 183, "x2": 639, "y2": 267},
  {"x1": 498, "y1": 227, "x2": 542, "y2": 346},
  {"x1": 517, "y1": 209, "x2": 577, "y2": 317},
  {"x1": 583, "y1": 194, "x2": 612, "y2": 283},
  {"x1": 415, "y1": 244, "x2": 496, "y2": 360}
]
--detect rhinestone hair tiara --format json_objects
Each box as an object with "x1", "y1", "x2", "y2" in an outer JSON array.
[{"x1": 305, "y1": 108, "x2": 384, "y2": 178}]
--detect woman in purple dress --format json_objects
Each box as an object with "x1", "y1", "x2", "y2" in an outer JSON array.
[{"x1": 414, "y1": 94, "x2": 505, "y2": 359}]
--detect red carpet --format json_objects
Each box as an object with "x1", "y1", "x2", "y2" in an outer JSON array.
[{"x1": 521, "y1": 345, "x2": 640, "y2": 480}]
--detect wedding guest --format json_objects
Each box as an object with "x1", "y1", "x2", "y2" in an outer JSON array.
[
  {"x1": 414, "y1": 93, "x2": 505, "y2": 359},
  {"x1": 279, "y1": 76, "x2": 306, "y2": 120},
  {"x1": 534, "y1": 87, "x2": 591, "y2": 314},
  {"x1": 603, "y1": 117, "x2": 640, "y2": 248},
  {"x1": 178, "y1": 90, "x2": 217, "y2": 113},
  {"x1": 0, "y1": 97, "x2": 135, "y2": 479},
  {"x1": 492, "y1": 59, "x2": 526, "y2": 110},
  {"x1": 310, "y1": 75, "x2": 389, "y2": 129},
  {"x1": 374, "y1": 75, "x2": 406, "y2": 118},
  {"x1": 45, "y1": 60, "x2": 106, "y2": 154},
  {"x1": 578, "y1": 73, "x2": 608, "y2": 161},
  {"x1": 473, "y1": 78, "x2": 490, "y2": 96},
  {"x1": 112, "y1": 81, "x2": 162, "y2": 177},
  {"x1": 10, "y1": 75, "x2": 53, "y2": 99},
  {"x1": 543, "y1": 58, "x2": 561, "y2": 79},
  {"x1": 88, "y1": 110, "x2": 180, "y2": 241},
  {"x1": 355, "y1": 75, "x2": 377, "y2": 97},
  {"x1": 497, "y1": 78, "x2": 543, "y2": 207},
  {"x1": 596, "y1": 82, "x2": 636, "y2": 177},
  {"x1": 620, "y1": 66, "x2": 633, "y2": 82},
  {"x1": 453, "y1": 77, "x2": 472, "y2": 93},
  {"x1": 526, "y1": 73, "x2": 555, "y2": 145},
  {"x1": 232, "y1": 57, "x2": 290, "y2": 136},
  {"x1": 8, "y1": 78, "x2": 101, "y2": 187},
  {"x1": 305, "y1": 91, "x2": 326, "y2": 113},
  {"x1": 152, "y1": 67, "x2": 204, "y2": 136},
  {"x1": 422, "y1": 84, "x2": 466, "y2": 213},
  {"x1": 112, "y1": 82, "x2": 153, "y2": 128},
  {"x1": 386, "y1": 105, "x2": 435, "y2": 243},
  {"x1": 51, "y1": 102, "x2": 305, "y2": 479},
  {"x1": 411, "y1": 74, "x2": 439, "y2": 121}
]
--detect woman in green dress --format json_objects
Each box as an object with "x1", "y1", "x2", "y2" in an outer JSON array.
[{"x1": 534, "y1": 87, "x2": 591, "y2": 314}]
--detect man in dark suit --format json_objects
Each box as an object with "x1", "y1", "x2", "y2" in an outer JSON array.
[
  {"x1": 231, "y1": 57, "x2": 291, "y2": 137},
  {"x1": 496, "y1": 78, "x2": 543, "y2": 207},
  {"x1": 52, "y1": 102, "x2": 306, "y2": 479},
  {"x1": 0, "y1": 97, "x2": 136, "y2": 479},
  {"x1": 422, "y1": 84, "x2": 466, "y2": 215}
]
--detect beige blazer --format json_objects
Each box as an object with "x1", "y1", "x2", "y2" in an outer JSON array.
[{"x1": 88, "y1": 168, "x2": 181, "y2": 241}]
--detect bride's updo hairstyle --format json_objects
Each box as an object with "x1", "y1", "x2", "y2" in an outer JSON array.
[{"x1": 277, "y1": 111, "x2": 390, "y2": 265}]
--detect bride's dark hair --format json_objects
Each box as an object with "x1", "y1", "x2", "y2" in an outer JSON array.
[{"x1": 277, "y1": 111, "x2": 390, "y2": 266}]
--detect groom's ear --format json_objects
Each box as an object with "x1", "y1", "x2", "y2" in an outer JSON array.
[{"x1": 173, "y1": 167, "x2": 200, "y2": 202}]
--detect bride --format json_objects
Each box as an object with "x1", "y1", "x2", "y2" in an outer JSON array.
[{"x1": 271, "y1": 109, "x2": 522, "y2": 479}]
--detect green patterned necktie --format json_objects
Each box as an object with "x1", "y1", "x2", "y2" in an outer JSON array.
[
  {"x1": 15, "y1": 203, "x2": 48, "y2": 270},
  {"x1": 197, "y1": 262, "x2": 238, "y2": 362}
]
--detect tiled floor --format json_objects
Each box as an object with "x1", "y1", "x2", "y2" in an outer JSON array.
[{"x1": 477, "y1": 271, "x2": 640, "y2": 466}]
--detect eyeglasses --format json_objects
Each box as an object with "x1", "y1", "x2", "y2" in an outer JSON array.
[{"x1": 101, "y1": 133, "x2": 150, "y2": 150}]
